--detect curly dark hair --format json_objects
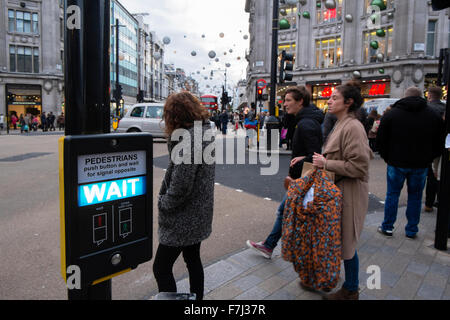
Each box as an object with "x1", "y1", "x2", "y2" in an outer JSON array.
[{"x1": 163, "y1": 91, "x2": 210, "y2": 136}]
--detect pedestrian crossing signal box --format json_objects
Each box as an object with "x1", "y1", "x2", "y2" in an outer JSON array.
[{"x1": 59, "y1": 133, "x2": 153, "y2": 287}]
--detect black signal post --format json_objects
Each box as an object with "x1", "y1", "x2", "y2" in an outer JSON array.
[{"x1": 64, "y1": 0, "x2": 111, "y2": 299}]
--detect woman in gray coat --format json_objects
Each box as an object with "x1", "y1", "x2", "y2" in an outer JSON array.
[{"x1": 153, "y1": 92, "x2": 215, "y2": 300}]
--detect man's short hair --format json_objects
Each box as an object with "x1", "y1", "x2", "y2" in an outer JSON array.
[
  {"x1": 427, "y1": 86, "x2": 443, "y2": 100},
  {"x1": 284, "y1": 86, "x2": 311, "y2": 107},
  {"x1": 404, "y1": 87, "x2": 423, "y2": 98}
]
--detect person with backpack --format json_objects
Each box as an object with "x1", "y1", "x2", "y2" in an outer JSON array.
[{"x1": 312, "y1": 81, "x2": 373, "y2": 300}]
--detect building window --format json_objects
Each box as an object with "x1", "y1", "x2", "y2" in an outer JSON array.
[
  {"x1": 315, "y1": 38, "x2": 342, "y2": 68},
  {"x1": 8, "y1": 10, "x2": 15, "y2": 32},
  {"x1": 427, "y1": 20, "x2": 437, "y2": 57},
  {"x1": 10, "y1": 46, "x2": 16, "y2": 72},
  {"x1": 364, "y1": 0, "x2": 395, "y2": 11},
  {"x1": 316, "y1": 0, "x2": 342, "y2": 24},
  {"x1": 363, "y1": 27, "x2": 393, "y2": 63},
  {"x1": 7, "y1": 10, "x2": 39, "y2": 34},
  {"x1": 9, "y1": 46, "x2": 39, "y2": 73}
]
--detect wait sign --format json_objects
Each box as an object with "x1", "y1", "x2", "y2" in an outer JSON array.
[{"x1": 59, "y1": 133, "x2": 153, "y2": 287}]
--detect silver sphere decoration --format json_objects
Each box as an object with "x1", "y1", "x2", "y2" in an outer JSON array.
[
  {"x1": 229, "y1": 49, "x2": 233, "y2": 53},
  {"x1": 226, "y1": 63, "x2": 231, "y2": 68},
  {"x1": 345, "y1": 14, "x2": 353, "y2": 22},
  {"x1": 325, "y1": 0, "x2": 337, "y2": 10},
  {"x1": 208, "y1": 51, "x2": 216, "y2": 59},
  {"x1": 280, "y1": 9, "x2": 287, "y2": 16},
  {"x1": 243, "y1": 35, "x2": 249, "y2": 40},
  {"x1": 215, "y1": 58, "x2": 219, "y2": 62},
  {"x1": 191, "y1": 51, "x2": 197, "y2": 56},
  {"x1": 353, "y1": 70, "x2": 361, "y2": 78},
  {"x1": 162, "y1": 36, "x2": 171, "y2": 45},
  {"x1": 376, "y1": 53, "x2": 384, "y2": 61}
]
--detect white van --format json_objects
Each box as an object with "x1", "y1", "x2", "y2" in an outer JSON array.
[{"x1": 363, "y1": 98, "x2": 398, "y2": 115}]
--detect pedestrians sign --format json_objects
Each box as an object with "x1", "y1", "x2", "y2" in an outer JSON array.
[{"x1": 59, "y1": 133, "x2": 153, "y2": 287}]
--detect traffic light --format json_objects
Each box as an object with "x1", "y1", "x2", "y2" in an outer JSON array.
[
  {"x1": 280, "y1": 50, "x2": 294, "y2": 84},
  {"x1": 257, "y1": 88, "x2": 263, "y2": 101},
  {"x1": 115, "y1": 85, "x2": 123, "y2": 101}
]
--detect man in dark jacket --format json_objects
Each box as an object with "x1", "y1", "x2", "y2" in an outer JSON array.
[
  {"x1": 376, "y1": 87, "x2": 445, "y2": 239},
  {"x1": 247, "y1": 86, "x2": 324, "y2": 258},
  {"x1": 219, "y1": 110, "x2": 228, "y2": 135}
]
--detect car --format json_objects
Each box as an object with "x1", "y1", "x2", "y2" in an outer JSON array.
[
  {"x1": 116, "y1": 102, "x2": 217, "y2": 138},
  {"x1": 363, "y1": 98, "x2": 398, "y2": 115},
  {"x1": 116, "y1": 103, "x2": 166, "y2": 138}
]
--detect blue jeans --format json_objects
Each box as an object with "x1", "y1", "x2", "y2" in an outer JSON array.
[
  {"x1": 343, "y1": 251, "x2": 359, "y2": 292},
  {"x1": 381, "y1": 166, "x2": 428, "y2": 237},
  {"x1": 264, "y1": 193, "x2": 287, "y2": 250}
]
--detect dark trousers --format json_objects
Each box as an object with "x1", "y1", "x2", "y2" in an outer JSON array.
[
  {"x1": 153, "y1": 242, "x2": 204, "y2": 300},
  {"x1": 425, "y1": 164, "x2": 438, "y2": 208}
]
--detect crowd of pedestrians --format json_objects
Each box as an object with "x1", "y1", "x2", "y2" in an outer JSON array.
[{"x1": 2, "y1": 111, "x2": 64, "y2": 133}]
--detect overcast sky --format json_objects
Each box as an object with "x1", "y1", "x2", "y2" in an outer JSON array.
[{"x1": 121, "y1": 0, "x2": 250, "y2": 95}]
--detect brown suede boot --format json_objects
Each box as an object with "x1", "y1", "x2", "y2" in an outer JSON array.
[{"x1": 322, "y1": 287, "x2": 359, "y2": 300}]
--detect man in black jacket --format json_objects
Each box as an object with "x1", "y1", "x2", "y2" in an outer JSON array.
[
  {"x1": 247, "y1": 86, "x2": 324, "y2": 258},
  {"x1": 376, "y1": 87, "x2": 445, "y2": 239}
]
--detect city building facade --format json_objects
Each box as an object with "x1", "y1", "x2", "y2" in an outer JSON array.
[
  {"x1": 245, "y1": 0, "x2": 450, "y2": 110},
  {"x1": 0, "y1": 0, "x2": 65, "y2": 122}
]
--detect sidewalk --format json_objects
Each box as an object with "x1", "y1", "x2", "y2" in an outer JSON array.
[{"x1": 171, "y1": 207, "x2": 450, "y2": 300}]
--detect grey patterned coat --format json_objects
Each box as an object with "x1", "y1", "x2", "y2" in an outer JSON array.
[{"x1": 157, "y1": 122, "x2": 215, "y2": 247}]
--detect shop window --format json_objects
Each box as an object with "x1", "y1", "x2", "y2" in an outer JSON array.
[
  {"x1": 363, "y1": 27, "x2": 393, "y2": 63},
  {"x1": 427, "y1": 20, "x2": 437, "y2": 57},
  {"x1": 315, "y1": 37, "x2": 342, "y2": 68},
  {"x1": 316, "y1": 0, "x2": 342, "y2": 24}
]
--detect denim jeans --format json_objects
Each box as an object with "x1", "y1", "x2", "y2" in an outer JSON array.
[
  {"x1": 381, "y1": 165, "x2": 428, "y2": 237},
  {"x1": 343, "y1": 251, "x2": 359, "y2": 292},
  {"x1": 264, "y1": 193, "x2": 288, "y2": 250}
]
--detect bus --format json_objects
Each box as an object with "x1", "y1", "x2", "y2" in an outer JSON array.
[{"x1": 200, "y1": 95, "x2": 219, "y2": 113}]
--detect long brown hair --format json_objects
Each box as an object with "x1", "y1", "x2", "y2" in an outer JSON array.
[{"x1": 163, "y1": 91, "x2": 210, "y2": 136}]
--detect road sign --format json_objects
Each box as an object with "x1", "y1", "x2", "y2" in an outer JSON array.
[
  {"x1": 59, "y1": 133, "x2": 153, "y2": 287},
  {"x1": 256, "y1": 79, "x2": 267, "y2": 90}
]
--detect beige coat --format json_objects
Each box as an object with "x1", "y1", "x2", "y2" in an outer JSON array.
[{"x1": 323, "y1": 114, "x2": 373, "y2": 260}]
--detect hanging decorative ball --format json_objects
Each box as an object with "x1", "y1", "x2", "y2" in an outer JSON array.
[
  {"x1": 370, "y1": 41, "x2": 379, "y2": 50},
  {"x1": 219, "y1": 32, "x2": 225, "y2": 38},
  {"x1": 229, "y1": 49, "x2": 233, "y2": 53},
  {"x1": 226, "y1": 63, "x2": 231, "y2": 68},
  {"x1": 345, "y1": 14, "x2": 353, "y2": 22},
  {"x1": 370, "y1": 0, "x2": 387, "y2": 11},
  {"x1": 376, "y1": 29, "x2": 386, "y2": 37},
  {"x1": 191, "y1": 51, "x2": 197, "y2": 56},
  {"x1": 303, "y1": 11, "x2": 311, "y2": 19},
  {"x1": 184, "y1": 35, "x2": 187, "y2": 38},
  {"x1": 316, "y1": 1, "x2": 321, "y2": 8},
  {"x1": 202, "y1": 34, "x2": 205, "y2": 38},
  {"x1": 325, "y1": 0, "x2": 337, "y2": 10},
  {"x1": 243, "y1": 35, "x2": 249, "y2": 40},
  {"x1": 353, "y1": 71, "x2": 361, "y2": 78},
  {"x1": 279, "y1": 18, "x2": 290, "y2": 29},
  {"x1": 280, "y1": 9, "x2": 287, "y2": 16},
  {"x1": 162, "y1": 36, "x2": 171, "y2": 45},
  {"x1": 208, "y1": 51, "x2": 216, "y2": 59},
  {"x1": 379, "y1": 68, "x2": 385, "y2": 74},
  {"x1": 215, "y1": 58, "x2": 219, "y2": 62},
  {"x1": 299, "y1": 0, "x2": 307, "y2": 5},
  {"x1": 376, "y1": 53, "x2": 384, "y2": 61}
]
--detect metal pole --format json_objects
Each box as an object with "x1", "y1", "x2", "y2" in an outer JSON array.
[
  {"x1": 265, "y1": 0, "x2": 280, "y2": 151},
  {"x1": 269, "y1": 0, "x2": 279, "y2": 117},
  {"x1": 64, "y1": 0, "x2": 112, "y2": 298},
  {"x1": 5, "y1": 85, "x2": 9, "y2": 135},
  {"x1": 434, "y1": 49, "x2": 450, "y2": 251}
]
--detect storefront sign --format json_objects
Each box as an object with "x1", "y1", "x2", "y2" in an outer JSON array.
[{"x1": 368, "y1": 83, "x2": 387, "y2": 96}]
